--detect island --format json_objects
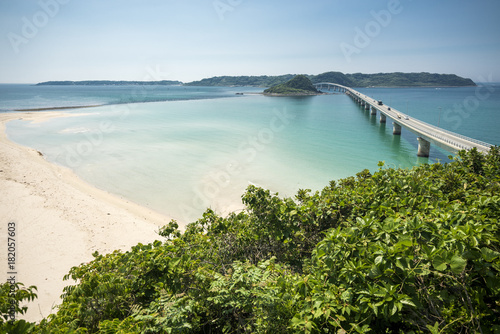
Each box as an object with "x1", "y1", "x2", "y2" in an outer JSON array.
[
  {"x1": 185, "y1": 71, "x2": 476, "y2": 87},
  {"x1": 263, "y1": 75, "x2": 321, "y2": 96},
  {"x1": 36, "y1": 80, "x2": 182, "y2": 86},
  {"x1": 36, "y1": 72, "x2": 477, "y2": 88}
]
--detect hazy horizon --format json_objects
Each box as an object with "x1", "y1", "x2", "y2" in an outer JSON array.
[{"x1": 1, "y1": 0, "x2": 499, "y2": 84}]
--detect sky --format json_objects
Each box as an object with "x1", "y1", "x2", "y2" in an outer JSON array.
[{"x1": 1, "y1": 0, "x2": 499, "y2": 84}]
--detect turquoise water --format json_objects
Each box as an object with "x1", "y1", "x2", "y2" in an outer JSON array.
[
  {"x1": 3, "y1": 84, "x2": 499, "y2": 223},
  {"x1": 0, "y1": 84, "x2": 257, "y2": 112},
  {"x1": 355, "y1": 86, "x2": 500, "y2": 145}
]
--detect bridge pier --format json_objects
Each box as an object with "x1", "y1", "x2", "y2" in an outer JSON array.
[
  {"x1": 370, "y1": 106, "x2": 377, "y2": 115},
  {"x1": 313, "y1": 83, "x2": 492, "y2": 156},
  {"x1": 393, "y1": 122, "x2": 401, "y2": 135},
  {"x1": 417, "y1": 137, "x2": 431, "y2": 157}
]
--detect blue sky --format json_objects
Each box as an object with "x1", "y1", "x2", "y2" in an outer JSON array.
[{"x1": 1, "y1": 0, "x2": 499, "y2": 83}]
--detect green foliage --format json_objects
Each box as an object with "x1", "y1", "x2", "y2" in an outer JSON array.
[
  {"x1": 0, "y1": 282, "x2": 37, "y2": 333},
  {"x1": 311, "y1": 71, "x2": 355, "y2": 86},
  {"x1": 36, "y1": 80, "x2": 182, "y2": 86},
  {"x1": 344, "y1": 72, "x2": 476, "y2": 87},
  {"x1": 28, "y1": 147, "x2": 500, "y2": 333},
  {"x1": 184, "y1": 71, "x2": 476, "y2": 87},
  {"x1": 264, "y1": 75, "x2": 320, "y2": 95},
  {"x1": 184, "y1": 74, "x2": 296, "y2": 87}
]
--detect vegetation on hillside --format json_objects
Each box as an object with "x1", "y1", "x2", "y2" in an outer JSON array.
[
  {"x1": 183, "y1": 75, "x2": 297, "y2": 87},
  {"x1": 346, "y1": 72, "x2": 475, "y2": 87},
  {"x1": 36, "y1": 80, "x2": 182, "y2": 86},
  {"x1": 263, "y1": 75, "x2": 320, "y2": 95},
  {"x1": 312, "y1": 71, "x2": 355, "y2": 87},
  {"x1": 37, "y1": 72, "x2": 476, "y2": 88},
  {"x1": 185, "y1": 71, "x2": 476, "y2": 88},
  {"x1": 2, "y1": 148, "x2": 499, "y2": 333}
]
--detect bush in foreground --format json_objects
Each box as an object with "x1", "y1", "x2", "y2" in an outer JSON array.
[{"x1": 7, "y1": 147, "x2": 500, "y2": 333}]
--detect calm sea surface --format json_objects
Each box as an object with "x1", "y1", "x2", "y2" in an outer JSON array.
[{"x1": 2, "y1": 84, "x2": 499, "y2": 223}]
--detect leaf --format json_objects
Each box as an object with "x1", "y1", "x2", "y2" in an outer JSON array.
[
  {"x1": 391, "y1": 302, "x2": 398, "y2": 316},
  {"x1": 432, "y1": 254, "x2": 447, "y2": 272},
  {"x1": 374, "y1": 255, "x2": 383, "y2": 265},
  {"x1": 170, "y1": 257, "x2": 182, "y2": 268},
  {"x1": 426, "y1": 321, "x2": 441, "y2": 334},
  {"x1": 396, "y1": 237, "x2": 413, "y2": 248},
  {"x1": 395, "y1": 258, "x2": 407, "y2": 270},
  {"x1": 481, "y1": 247, "x2": 500, "y2": 262},
  {"x1": 449, "y1": 255, "x2": 466, "y2": 274},
  {"x1": 368, "y1": 265, "x2": 381, "y2": 279},
  {"x1": 341, "y1": 290, "x2": 352, "y2": 301},
  {"x1": 401, "y1": 299, "x2": 416, "y2": 307}
]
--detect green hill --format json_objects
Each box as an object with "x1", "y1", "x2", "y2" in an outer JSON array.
[
  {"x1": 345, "y1": 72, "x2": 475, "y2": 87},
  {"x1": 36, "y1": 72, "x2": 476, "y2": 88},
  {"x1": 312, "y1": 71, "x2": 355, "y2": 86},
  {"x1": 184, "y1": 74, "x2": 296, "y2": 87},
  {"x1": 36, "y1": 80, "x2": 182, "y2": 86},
  {"x1": 185, "y1": 71, "x2": 476, "y2": 87},
  {"x1": 263, "y1": 75, "x2": 320, "y2": 95}
]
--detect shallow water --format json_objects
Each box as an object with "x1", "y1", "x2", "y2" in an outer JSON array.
[{"x1": 4, "y1": 84, "x2": 499, "y2": 223}]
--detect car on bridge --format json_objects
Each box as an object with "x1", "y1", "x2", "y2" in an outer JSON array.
[{"x1": 378, "y1": 100, "x2": 383, "y2": 105}]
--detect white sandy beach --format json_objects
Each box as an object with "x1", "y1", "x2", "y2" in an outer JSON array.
[{"x1": 0, "y1": 112, "x2": 175, "y2": 323}]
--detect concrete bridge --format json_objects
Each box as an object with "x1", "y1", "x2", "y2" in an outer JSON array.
[{"x1": 314, "y1": 82, "x2": 493, "y2": 157}]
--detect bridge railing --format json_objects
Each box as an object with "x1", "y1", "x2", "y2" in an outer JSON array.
[
  {"x1": 316, "y1": 83, "x2": 494, "y2": 150},
  {"x1": 404, "y1": 115, "x2": 493, "y2": 149},
  {"x1": 344, "y1": 86, "x2": 494, "y2": 150}
]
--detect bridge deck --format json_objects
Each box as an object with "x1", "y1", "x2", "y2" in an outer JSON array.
[{"x1": 314, "y1": 83, "x2": 492, "y2": 154}]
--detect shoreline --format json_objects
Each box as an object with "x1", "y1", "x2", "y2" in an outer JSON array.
[
  {"x1": 14, "y1": 105, "x2": 103, "y2": 112},
  {"x1": 262, "y1": 92, "x2": 329, "y2": 97},
  {"x1": 0, "y1": 112, "x2": 174, "y2": 323}
]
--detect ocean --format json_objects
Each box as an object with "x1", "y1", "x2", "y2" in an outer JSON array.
[{"x1": 2, "y1": 83, "x2": 499, "y2": 223}]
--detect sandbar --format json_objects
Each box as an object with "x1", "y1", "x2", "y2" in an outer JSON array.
[{"x1": 0, "y1": 112, "x2": 174, "y2": 323}]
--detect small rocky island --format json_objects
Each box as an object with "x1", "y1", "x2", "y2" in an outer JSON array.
[{"x1": 263, "y1": 75, "x2": 322, "y2": 96}]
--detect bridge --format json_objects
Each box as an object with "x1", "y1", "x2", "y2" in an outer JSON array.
[{"x1": 314, "y1": 82, "x2": 493, "y2": 157}]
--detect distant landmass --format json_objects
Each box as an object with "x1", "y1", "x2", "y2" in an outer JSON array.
[
  {"x1": 343, "y1": 72, "x2": 476, "y2": 87},
  {"x1": 36, "y1": 72, "x2": 476, "y2": 88},
  {"x1": 184, "y1": 75, "x2": 296, "y2": 87},
  {"x1": 36, "y1": 80, "x2": 182, "y2": 86},
  {"x1": 263, "y1": 75, "x2": 321, "y2": 96},
  {"x1": 185, "y1": 71, "x2": 476, "y2": 87}
]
